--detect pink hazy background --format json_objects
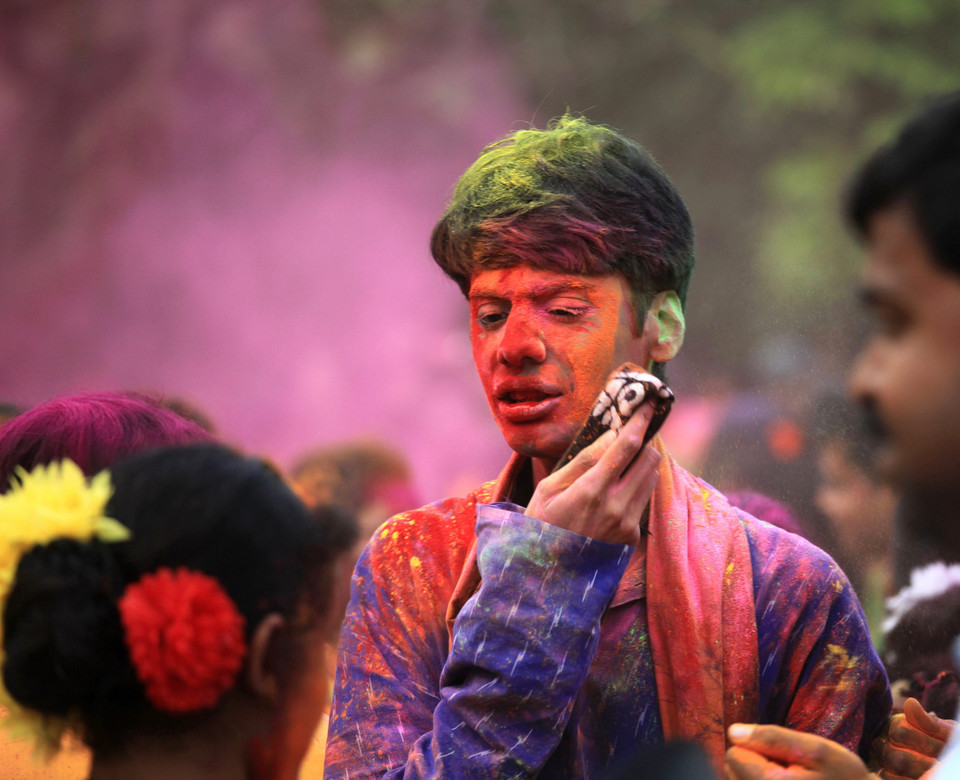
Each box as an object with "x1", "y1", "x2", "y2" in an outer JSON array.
[
  {"x1": 0, "y1": 0, "x2": 530, "y2": 498},
  {"x1": 4, "y1": 0, "x2": 898, "y2": 503}
]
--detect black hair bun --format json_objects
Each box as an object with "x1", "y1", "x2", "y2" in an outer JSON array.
[{"x1": 3, "y1": 538, "x2": 138, "y2": 717}]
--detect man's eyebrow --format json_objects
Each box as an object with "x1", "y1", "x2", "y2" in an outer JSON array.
[
  {"x1": 469, "y1": 280, "x2": 601, "y2": 301},
  {"x1": 530, "y1": 281, "x2": 599, "y2": 298},
  {"x1": 468, "y1": 286, "x2": 506, "y2": 301}
]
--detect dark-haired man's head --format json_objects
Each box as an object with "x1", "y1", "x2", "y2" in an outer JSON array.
[
  {"x1": 430, "y1": 116, "x2": 693, "y2": 475},
  {"x1": 847, "y1": 91, "x2": 960, "y2": 551},
  {"x1": 847, "y1": 92, "x2": 960, "y2": 278},
  {"x1": 430, "y1": 114, "x2": 694, "y2": 368}
]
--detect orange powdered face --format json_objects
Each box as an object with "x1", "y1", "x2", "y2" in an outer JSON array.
[{"x1": 468, "y1": 265, "x2": 650, "y2": 473}]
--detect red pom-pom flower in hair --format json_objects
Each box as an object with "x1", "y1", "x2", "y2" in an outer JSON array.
[{"x1": 119, "y1": 567, "x2": 247, "y2": 713}]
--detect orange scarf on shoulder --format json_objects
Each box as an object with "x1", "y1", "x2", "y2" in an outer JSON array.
[{"x1": 646, "y1": 441, "x2": 758, "y2": 766}]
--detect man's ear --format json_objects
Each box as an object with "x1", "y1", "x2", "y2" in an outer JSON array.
[
  {"x1": 247, "y1": 613, "x2": 286, "y2": 702},
  {"x1": 644, "y1": 291, "x2": 685, "y2": 363}
]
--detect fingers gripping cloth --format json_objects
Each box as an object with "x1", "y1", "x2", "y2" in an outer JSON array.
[
  {"x1": 551, "y1": 364, "x2": 674, "y2": 474},
  {"x1": 0, "y1": 460, "x2": 130, "y2": 754},
  {"x1": 119, "y1": 568, "x2": 247, "y2": 714}
]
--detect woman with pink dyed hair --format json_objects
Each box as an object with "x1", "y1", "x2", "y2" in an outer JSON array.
[
  {"x1": 0, "y1": 392, "x2": 215, "y2": 493},
  {"x1": 0, "y1": 443, "x2": 340, "y2": 780},
  {"x1": 0, "y1": 391, "x2": 214, "y2": 780}
]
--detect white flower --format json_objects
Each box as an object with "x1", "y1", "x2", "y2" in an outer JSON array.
[{"x1": 883, "y1": 561, "x2": 960, "y2": 634}]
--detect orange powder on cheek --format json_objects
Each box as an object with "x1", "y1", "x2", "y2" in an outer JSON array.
[{"x1": 558, "y1": 298, "x2": 627, "y2": 428}]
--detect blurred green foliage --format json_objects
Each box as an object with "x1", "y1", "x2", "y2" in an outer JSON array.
[
  {"x1": 319, "y1": 0, "x2": 960, "y2": 387},
  {"x1": 724, "y1": 0, "x2": 960, "y2": 312}
]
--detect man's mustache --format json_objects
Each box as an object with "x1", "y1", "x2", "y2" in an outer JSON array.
[{"x1": 858, "y1": 398, "x2": 889, "y2": 446}]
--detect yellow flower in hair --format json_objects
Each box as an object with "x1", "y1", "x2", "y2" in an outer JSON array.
[{"x1": 0, "y1": 459, "x2": 130, "y2": 757}]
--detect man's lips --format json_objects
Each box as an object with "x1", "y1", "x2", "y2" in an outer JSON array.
[
  {"x1": 493, "y1": 381, "x2": 562, "y2": 422},
  {"x1": 497, "y1": 395, "x2": 562, "y2": 422}
]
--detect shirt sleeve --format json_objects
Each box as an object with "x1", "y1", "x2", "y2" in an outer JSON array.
[
  {"x1": 750, "y1": 523, "x2": 892, "y2": 760},
  {"x1": 323, "y1": 503, "x2": 631, "y2": 779}
]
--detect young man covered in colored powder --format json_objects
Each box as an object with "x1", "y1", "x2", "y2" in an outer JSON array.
[
  {"x1": 324, "y1": 116, "x2": 890, "y2": 779},
  {"x1": 726, "y1": 91, "x2": 960, "y2": 780}
]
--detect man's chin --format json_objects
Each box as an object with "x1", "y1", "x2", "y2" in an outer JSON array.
[{"x1": 503, "y1": 432, "x2": 568, "y2": 465}]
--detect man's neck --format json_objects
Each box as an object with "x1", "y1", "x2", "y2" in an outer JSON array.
[{"x1": 530, "y1": 457, "x2": 555, "y2": 488}]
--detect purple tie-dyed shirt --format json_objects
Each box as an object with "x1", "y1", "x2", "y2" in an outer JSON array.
[{"x1": 324, "y1": 465, "x2": 890, "y2": 779}]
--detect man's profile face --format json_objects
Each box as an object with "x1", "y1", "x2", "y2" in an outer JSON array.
[
  {"x1": 468, "y1": 264, "x2": 652, "y2": 465},
  {"x1": 849, "y1": 201, "x2": 960, "y2": 492}
]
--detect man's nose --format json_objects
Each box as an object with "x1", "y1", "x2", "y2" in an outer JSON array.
[
  {"x1": 497, "y1": 311, "x2": 547, "y2": 366},
  {"x1": 847, "y1": 342, "x2": 877, "y2": 403}
]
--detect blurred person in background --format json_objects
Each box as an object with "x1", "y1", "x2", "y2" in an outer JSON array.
[
  {"x1": 0, "y1": 391, "x2": 214, "y2": 780},
  {"x1": 325, "y1": 115, "x2": 888, "y2": 779},
  {"x1": 700, "y1": 395, "x2": 841, "y2": 555},
  {"x1": 290, "y1": 438, "x2": 421, "y2": 559},
  {"x1": 157, "y1": 395, "x2": 219, "y2": 435},
  {"x1": 290, "y1": 439, "x2": 419, "y2": 778},
  {"x1": 811, "y1": 391, "x2": 897, "y2": 647},
  {"x1": 726, "y1": 90, "x2": 960, "y2": 780},
  {"x1": 290, "y1": 441, "x2": 418, "y2": 777},
  {"x1": 289, "y1": 438, "x2": 420, "y2": 649},
  {"x1": 0, "y1": 443, "x2": 340, "y2": 780}
]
